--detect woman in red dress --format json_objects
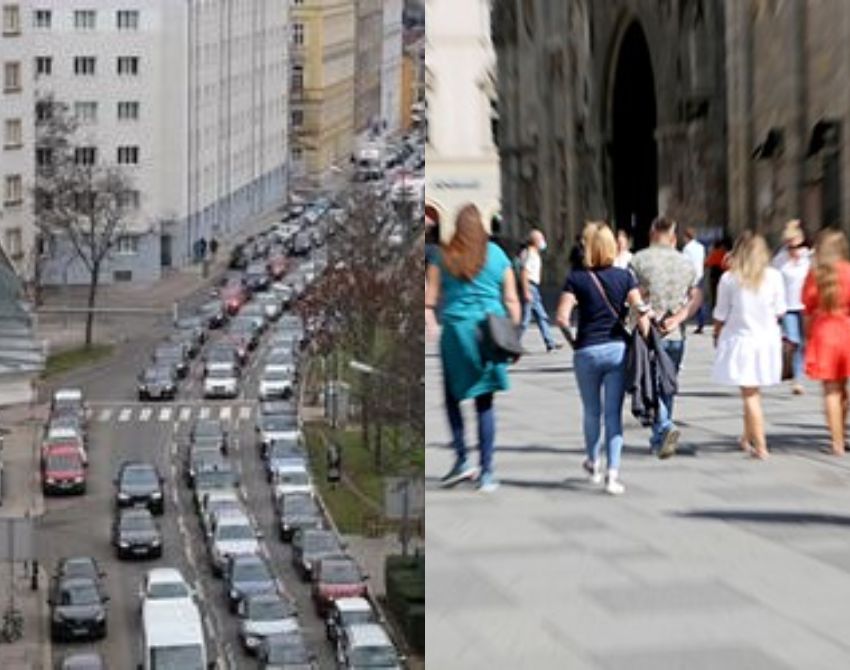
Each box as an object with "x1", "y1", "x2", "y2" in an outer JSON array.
[{"x1": 803, "y1": 229, "x2": 850, "y2": 455}]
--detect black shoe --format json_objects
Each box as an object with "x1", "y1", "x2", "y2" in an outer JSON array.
[
  {"x1": 693, "y1": 326, "x2": 704, "y2": 334},
  {"x1": 546, "y1": 343, "x2": 563, "y2": 353}
]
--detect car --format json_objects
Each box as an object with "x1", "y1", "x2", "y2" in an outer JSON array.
[
  {"x1": 58, "y1": 651, "x2": 106, "y2": 670},
  {"x1": 184, "y1": 446, "x2": 227, "y2": 488},
  {"x1": 153, "y1": 343, "x2": 189, "y2": 378},
  {"x1": 238, "y1": 592, "x2": 299, "y2": 653},
  {"x1": 41, "y1": 428, "x2": 88, "y2": 467},
  {"x1": 221, "y1": 279, "x2": 250, "y2": 314},
  {"x1": 258, "y1": 630, "x2": 317, "y2": 669},
  {"x1": 51, "y1": 388, "x2": 84, "y2": 415},
  {"x1": 204, "y1": 365, "x2": 239, "y2": 399},
  {"x1": 291, "y1": 529, "x2": 343, "y2": 581},
  {"x1": 237, "y1": 304, "x2": 268, "y2": 333},
  {"x1": 336, "y1": 623, "x2": 403, "y2": 670},
  {"x1": 46, "y1": 412, "x2": 85, "y2": 441},
  {"x1": 42, "y1": 444, "x2": 86, "y2": 495},
  {"x1": 225, "y1": 553, "x2": 277, "y2": 612},
  {"x1": 259, "y1": 367, "x2": 294, "y2": 401},
  {"x1": 193, "y1": 464, "x2": 239, "y2": 512},
  {"x1": 112, "y1": 508, "x2": 163, "y2": 559},
  {"x1": 268, "y1": 256, "x2": 289, "y2": 281},
  {"x1": 200, "y1": 492, "x2": 245, "y2": 540},
  {"x1": 245, "y1": 262, "x2": 271, "y2": 292},
  {"x1": 257, "y1": 292, "x2": 284, "y2": 320},
  {"x1": 228, "y1": 317, "x2": 261, "y2": 348},
  {"x1": 312, "y1": 556, "x2": 367, "y2": 616},
  {"x1": 325, "y1": 597, "x2": 377, "y2": 644},
  {"x1": 270, "y1": 282, "x2": 296, "y2": 308},
  {"x1": 137, "y1": 365, "x2": 178, "y2": 401},
  {"x1": 48, "y1": 576, "x2": 108, "y2": 642},
  {"x1": 291, "y1": 232, "x2": 312, "y2": 257},
  {"x1": 138, "y1": 567, "x2": 194, "y2": 608},
  {"x1": 204, "y1": 343, "x2": 240, "y2": 373},
  {"x1": 276, "y1": 492, "x2": 322, "y2": 542},
  {"x1": 115, "y1": 461, "x2": 165, "y2": 514},
  {"x1": 174, "y1": 315, "x2": 207, "y2": 345},
  {"x1": 166, "y1": 329, "x2": 201, "y2": 359},
  {"x1": 190, "y1": 418, "x2": 229, "y2": 454},
  {"x1": 208, "y1": 517, "x2": 260, "y2": 576},
  {"x1": 52, "y1": 557, "x2": 105, "y2": 588},
  {"x1": 260, "y1": 400, "x2": 298, "y2": 418},
  {"x1": 257, "y1": 414, "x2": 301, "y2": 453},
  {"x1": 265, "y1": 439, "x2": 307, "y2": 478},
  {"x1": 271, "y1": 464, "x2": 313, "y2": 501}
]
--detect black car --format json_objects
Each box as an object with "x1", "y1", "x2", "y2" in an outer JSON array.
[
  {"x1": 115, "y1": 461, "x2": 165, "y2": 514},
  {"x1": 258, "y1": 631, "x2": 316, "y2": 669},
  {"x1": 225, "y1": 554, "x2": 277, "y2": 613},
  {"x1": 229, "y1": 316, "x2": 261, "y2": 347},
  {"x1": 112, "y1": 508, "x2": 163, "y2": 559},
  {"x1": 52, "y1": 557, "x2": 105, "y2": 588},
  {"x1": 276, "y1": 492, "x2": 322, "y2": 542},
  {"x1": 291, "y1": 529, "x2": 343, "y2": 581},
  {"x1": 166, "y1": 330, "x2": 200, "y2": 359},
  {"x1": 174, "y1": 315, "x2": 207, "y2": 345},
  {"x1": 59, "y1": 651, "x2": 106, "y2": 670},
  {"x1": 245, "y1": 263, "x2": 271, "y2": 292},
  {"x1": 48, "y1": 577, "x2": 108, "y2": 642},
  {"x1": 190, "y1": 418, "x2": 229, "y2": 454},
  {"x1": 184, "y1": 445, "x2": 227, "y2": 488},
  {"x1": 198, "y1": 300, "x2": 228, "y2": 329},
  {"x1": 137, "y1": 366, "x2": 177, "y2": 401},
  {"x1": 153, "y1": 343, "x2": 189, "y2": 378}
]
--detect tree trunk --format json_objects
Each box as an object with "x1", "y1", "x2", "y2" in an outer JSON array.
[{"x1": 84, "y1": 265, "x2": 99, "y2": 348}]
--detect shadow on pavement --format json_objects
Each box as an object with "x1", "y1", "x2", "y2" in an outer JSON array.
[
  {"x1": 510, "y1": 365, "x2": 574, "y2": 375},
  {"x1": 499, "y1": 476, "x2": 590, "y2": 491},
  {"x1": 677, "y1": 509, "x2": 850, "y2": 526},
  {"x1": 426, "y1": 441, "x2": 582, "y2": 456}
]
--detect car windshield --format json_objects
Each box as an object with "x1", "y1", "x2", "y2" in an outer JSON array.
[
  {"x1": 276, "y1": 471, "x2": 308, "y2": 486},
  {"x1": 47, "y1": 453, "x2": 81, "y2": 471},
  {"x1": 122, "y1": 467, "x2": 157, "y2": 486},
  {"x1": 149, "y1": 645, "x2": 203, "y2": 670},
  {"x1": 267, "y1": 637, "x2": 309, "y2": 664},
  {"x1": 283, "y1": 495, "x2": 314, "y2": 515},
  {"x1": 143, "y1": 369, "x2": 171, "y2": 382},
  {"x1": 60, "y1": 582, "x2": 99, "y2": 606},
  {"x1": 120, "y1": 513, "x2": 155, "y2": 531},
  {"x1": 217, "y1": 524, "x2": 254, "y2": 541},
  {"x1": 269, "y1": 444, "x2": 302, "y2": 460},
  {"x1": 207, "y1": 347, "x2": 235, "y2": 362},
  {"x1": 148, "y1": 582, "x2": 189, "y2": 599},
  {"x1": 232, "y1": 560, "x2": 270, "y2": 582},
  {"x1": 304, "y1": 533, "x2": 338, "y2": 553},
  {"x1": 61, "y1": 559, "x2": 96, "y2": 579},
  {"x1": 248, "y1": 598, "x2": 289, "y2": 621},
  {"x1": 196, "y1": 470, "x2": 235, "y2": 489},
  {"x1": 341, "y1": 610, "x2": 374, "y2": 627},
  {"x1": 350, "y1": 646, "x2": 399, "y2": 667},
  {"x1": 263, "y1": 369, "x2": 290, "y2": 381},
  {"x1": 229, "y1": 320, "x2": 254, "y2": 334},
  {"x1": 200, "y1": 302, "x2": 221, "y2": 314},
  {"x1": 207, "y1": 368, "x2": 235, "y2": 380},
  {"x1": 321, "y1": 560, "x2": 360, "y2": 584},
  {"x1": 194, "y1": 421, "x2": 222, "y2": 438},
  {"x1": 263, "y1": 416, "x2": 296, "y2": 431}
]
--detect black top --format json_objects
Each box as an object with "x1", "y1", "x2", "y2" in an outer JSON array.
[{"x1": 563, "y1": 267, "x2": 637, "y2": 349}]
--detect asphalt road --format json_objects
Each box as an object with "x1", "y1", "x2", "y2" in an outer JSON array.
[{"x1": 40, "y1": 254, "x2": 339, "y2": 669}]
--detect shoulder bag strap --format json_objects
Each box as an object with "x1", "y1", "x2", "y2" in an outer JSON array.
[{"x1": 588, "y1": 270, "x2": 624, "y2": 323}]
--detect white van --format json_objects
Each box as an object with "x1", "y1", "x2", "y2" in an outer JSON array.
[{"x1": 139, "y1": 599, "x2": 211, "y2": 670}]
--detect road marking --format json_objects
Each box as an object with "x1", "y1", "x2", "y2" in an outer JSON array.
[
  {"x1": 239, "y1": 405, "x2": 252, "y2": 420},
  {"x1": 118, "y1": 408, "x2": 132, "y2": 422},
  {"x1": 159, "y1": 407, "x2": 172, "y2": 422},
  {"x1": 179, "y1": 407, "x2": 192, "y2": 422},
  {"x1": 219, "y1": 406, "x2": 232, "y2": 421},
  {"x1": 199, "y1": 406, "x2": 210, "y2": 419},
  {"x1": 98, "y1": 408, "x2": 112, "y2": 422},
  {"x1": 139, "y1": 407, "x2": 152, "y2": 422}
]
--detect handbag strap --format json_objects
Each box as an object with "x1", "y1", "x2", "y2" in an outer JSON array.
[{"x1": 588, "y1": 270, "x2": 624, "y2": 323}]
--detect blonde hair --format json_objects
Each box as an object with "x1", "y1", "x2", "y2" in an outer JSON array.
[
  {"x1": 782, "y1": 219, "x2": 804, "y2": 245},
  {"x1": 729, "y1": 230, "x2": 770, "y2": 289},
  {"x1": 813, "y1": 228, "x2": 849, "y2": 312},
  {"x1": 582, "y1": 221, "x2": 617, "y2": 269}
]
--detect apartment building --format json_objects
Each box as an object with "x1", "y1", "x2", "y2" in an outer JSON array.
[
  {"x1": 354, "y1": 0, "x2": 382, "y2": 134},
  {"x1": 380, "y1": 0, "x2": 403, "y2": 135},
  {"x1": 290, "y1": 0, "x2": 356, "y2": 183},
  {"x1": 0, "y1": 1, "x2": 289, "y2": 285}
]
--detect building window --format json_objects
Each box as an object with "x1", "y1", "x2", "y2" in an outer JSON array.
[
  {"x1": 73, "y1": 9, "x2": 96, "y2": 30},
  {"x1": 4, "y1": 174, "x2": 22, "y2": 205},
  {"x1": 74, "y1": 146, "x2": 97, "y2": 165},
  {"x1": 3, "y1": 5, "x2": 21, "y2": 35},
  {"x1": 117, "y1": 101, "x2": 140, "y2": 120},
  {"x1": 291, "y1": 65, "x2": 303, "y2": 93},
  {"x1": 292, "y1": 23, "x2": 304, "y2": 45},
  {"x1": 4, "y1": 228, "x2": 22, "y2": 259},
  {"x1": 4, "y1": 118, "x2": 21, "y2": 148},
  {"x1": 119, "y1": 190, "x2": 140, "y2": 209},
  {"x1": 3, "y1": 61, "x2": 20, "y2": 91},
  {"x1": 117, "y1": 145, "x2": 139, "y2": 164},
  {"x1": 74, "y1": 101, "x2": 97, "y2": 123},
  {"x1": 34, "y1": 56, "x2": 52, "y2": 77},
  {"x1": 74, "y1": 56, "x2": 96, "y2": 75},
  {"x1": 117, "y1": 56, "x2": 139, "y2": 75},
  {"x1": 116, "y1": 9, "x2": 139, "y2": 30},
  {"x1": 293, "y1": 0, "x2": 304, "y2": 4},
  {"x1": 291, "y1": 110, "x2": 304, "y2": 128},
  {"x1": 292, "y1": 146, "x2": 303, "y2": 160},
  {"x1": 35, "y1": 147, "x2": 52, "y2": 166},
  {"x1": 116, "y1": 235, "x2": 139, "y2": 255},
  {"x1": 32, "y1": 8, "x2": 50, "y2": 28}
]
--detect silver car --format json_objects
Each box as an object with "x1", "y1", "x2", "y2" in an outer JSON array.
[{"x1": 204, "y1": 366, "x2": 239, "y2": 399}]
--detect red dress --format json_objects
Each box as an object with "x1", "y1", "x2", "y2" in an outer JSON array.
[{"x1": 803, "y1": 261, "x2": 850, "y2": 381}]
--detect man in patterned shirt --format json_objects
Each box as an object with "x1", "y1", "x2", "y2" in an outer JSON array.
[{"x1": 630, "y1": 217, "x2": 703, "y2": 458}]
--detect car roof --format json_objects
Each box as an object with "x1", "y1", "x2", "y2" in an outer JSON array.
[
  {"x1": 146, "y1": 567, "x2": 185, "y2": 584},
  {"x1": 346, "y1": 623, "x2": 393, "y2": 647},
  {"x1": 336, "y1": 597, "x2": 372, "y2": 613},
  {"x1": 120, "y1": 507, "x2": 153, "y2": 520}
]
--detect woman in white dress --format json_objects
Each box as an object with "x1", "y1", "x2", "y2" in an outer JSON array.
[{"x1": 712, "y1": 231, "x2": 787, "y2": 459}]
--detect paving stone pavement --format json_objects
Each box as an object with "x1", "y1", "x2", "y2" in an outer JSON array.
[{"x1": 426, "y1": 330, "x2": 850, "y2": 669}]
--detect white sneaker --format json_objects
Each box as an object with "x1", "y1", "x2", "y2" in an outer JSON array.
[
  {"x1": 582, "y1": 459, "x2": 603, "y2": 484},
  {"x1": 605, "y1": 473, "x2": 625, "y2": 496}
]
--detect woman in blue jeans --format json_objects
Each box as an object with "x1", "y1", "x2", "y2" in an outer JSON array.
[
  {"x1": 425, "y1": 204, "x2": 522, "y2": 492},
  {"x1": 556, "y1": 222, "x2": 650, "y2": 495}
]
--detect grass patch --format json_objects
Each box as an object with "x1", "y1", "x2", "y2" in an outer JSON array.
[{"x1": 44, "y1": 343, "x2": 115, "y2": 378}]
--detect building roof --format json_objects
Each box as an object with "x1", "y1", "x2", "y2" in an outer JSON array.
[{"x1": 0, "y1": 247, "x2": 44, "y2": 378}]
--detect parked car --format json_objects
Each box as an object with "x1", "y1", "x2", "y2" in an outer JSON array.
[
  {"x1": 238, "y1": 592, "x2": 299, "y2": 654},
  {"x1": 259, "y1": 367, "x2": 294, "y2": 401},
  {"x1": 291, "y1": 529, "x2": 343, "y2": 581},
  {"x1": 204, "y1": 365, "x2": 239, "y2": 399},
  {"x1": 257, "y1": 414, "x2": 301, "y2": 454},
  {"x1": 115, "y1": 461, "x2": 165, "y2": 514},
  {"x1": 198, "y1": 300, "x2": 228, "y2": 329},
  {"x1": 271, "y1": 464, "x2": 313, "y2": 501},
  {"x1": 112, "y1": 508, "x2": 163, "y2": 559},
  {"x1": 276, "y1": 492, "x2": 322, "y2": 542},
  {"x1": 48, "y1": 577, "x2": 108, "y2": 642},
  {"x1": 209, "y1": 517, "x2": 260, "y2": 576},
  {"x1": 193, "y1": 465, "x2": 240, "y2": 512},
  {"x1": 153, "y1": 343, "x2": 189, "y2": 378},
  {"x1": 42, "y1": 444, "x2": 86, "y2": 495},
  {"x1": 325, "y1": 597, "x2": 377, "y2": 644},
  {"x1": 200, "y1": 491, "x2": 244, "y2": 540},
  {"x1": 139, "y1": 567, "x2": 194, "y2": 608},
  {"x1": 312, "y1": 556, "x2": 368, "y2": 616},
  {"x1": 258, "y1": 631, "x2": 317, "y2": 669},
  {"x1": 190, "y1": 418, "x2": 229, "y2": 454},
  {"x1": 266, "y1": 440, "x2": 307, "y2": 482},
  {"x1": 335, "y1": 623, "x2": 403, "y2": 670},
  {"x1": 137, "y1": 366, "x2": 178, "y2": 401},
  {"x1": 58, "y1": 651, "x2": 106, "y2": 670},
  {"x1": 225, "y1": 553, "x2": 277, "y2": 613},
  {"x1": 52, "y1": 557, "x2": 105, "y2": 588},
  {"x1": 184, "y1": 446, "x2": 227, "y2": 488}
]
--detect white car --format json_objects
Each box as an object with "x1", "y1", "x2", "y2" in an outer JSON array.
[
  {"x1": 271, "y1": 464, "x2": 313, "y2": 501},
  {"x1": 259, "y1": 367, "x2": 294, "y2": 400},
  {"x1": 204, "y1": 366, "x2": 239, "y2": 399},
  {"x1": 208, "y1": 516, "x2": 260, "y2": 576},
  {"x1": 139, "y1": 567, "x2": 195, "y2": 608},
  {"x1": 256, "y1": 295, "x2": 283, "y2": 321}
]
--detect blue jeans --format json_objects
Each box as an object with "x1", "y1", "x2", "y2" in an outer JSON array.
[
  {"x1": 695, "y1": 278, "x2": 708, "y2": 328},
  {"x1": 651, "y1": 339, "x2": 685, "y2": 448},
  {"x1": 574, "y1": 342, "x2": 627, "y2": 471},
  {"x1": 782, "y1": 311, "x2": 805, "y2": 381},
  {"x1": 444, "y1": 382, "x2": 495, "y2": 475},
  {"x1": 521, "y1": 283, "x2": 555, "y2": 349}
]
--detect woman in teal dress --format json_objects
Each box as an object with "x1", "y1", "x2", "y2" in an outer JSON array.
[{"x1": 425, "y1": 204, "x2": 522, "y2": 492}]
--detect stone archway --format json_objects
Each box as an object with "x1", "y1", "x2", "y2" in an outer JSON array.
[{"x1": 609, "y1": 21, "x2": 658, "y2": 249}]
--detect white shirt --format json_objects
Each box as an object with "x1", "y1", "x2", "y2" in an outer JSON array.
[
  {"x1": 613, "y1": 250, "x2": 633, "y2": 269},
  {"x1": 524, "y1": 248, "x2": 542, "y2": 285},
  {"x1": 682, "y1": 239, "x2": 705, "y2": 283},
  {"x1": 771, "y1": 247, "x2": 811, "y2": 311}
]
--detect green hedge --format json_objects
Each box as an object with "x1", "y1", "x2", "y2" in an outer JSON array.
[{"x1": 384, "y1": 554, "x2": 425, "y2": 654}]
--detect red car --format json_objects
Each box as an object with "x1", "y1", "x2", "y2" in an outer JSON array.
[
  {"x1": 312, "y1": 556, "x2": 368, "y2": 616},
  {"x1": 41, "y1": 435, "x2": 87, "y2": 468},
  {"x1": 221, "y1": 282, "x2": 249, "y2": 315},
  {"x1": 42, "y1": 444, "x2": 86, "y2": 495}
]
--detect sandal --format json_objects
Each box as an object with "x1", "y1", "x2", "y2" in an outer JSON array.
[{"x1": 819, "y1": 447, "x2": 845, "y2": 457}]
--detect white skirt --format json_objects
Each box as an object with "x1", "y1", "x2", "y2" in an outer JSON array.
[{"x1": 712, "y1": 331, "x2": 782, "y2": 387}]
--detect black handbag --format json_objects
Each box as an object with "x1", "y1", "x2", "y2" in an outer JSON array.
[{"x1": 483, "y1": 313, "x2": 524, "y2": 361}]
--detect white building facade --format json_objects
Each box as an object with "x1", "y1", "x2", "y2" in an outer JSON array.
[
  {"x1": 380, "y1": 0, "x2": 402, "y2": 135},
  {"x1": 425, "y1": 0, "x2": 500, "y2": 239},
  {"x1": 0, "y1": 0, "x2": 289, "y2": 285}
]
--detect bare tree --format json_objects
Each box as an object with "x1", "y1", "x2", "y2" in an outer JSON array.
[{"x1": 33, "y1": 94, "x2": 136, "y2": 347}]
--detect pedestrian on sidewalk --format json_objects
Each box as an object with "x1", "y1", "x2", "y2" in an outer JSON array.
[
  {"x1": 425, "y1": 204, "x2": 522, "y2": 492},
  {"x1": 802, "y1": 228, "x2": 850, "y2": 456},
  {"x1": 629, "y1": 217, "x2": 701, "y2": 458},
  {"x1": 772, "y1": 219, "x2": 811, "y2": 395},
  {"x1": 556, "y1": 222, "x2": 651, "y2": 495},
  {"x1": 705, "y1": 237, "x2": 731, "y2": 309},
  {"x1": 520, "y1": 229, "x2": 561, "y2": 352},
  {"x1": 712, "y1": 231, "x2": 786, "y2": 460},
  {"x1": 682, "y1": 227, "x2": 707, "y2": 333},
  {"x1": 209, "y1": 237, "x2": 219, "y2": 258},
  {"x1": 613, "y1": 229, "x2": 633, "y2": 269}
]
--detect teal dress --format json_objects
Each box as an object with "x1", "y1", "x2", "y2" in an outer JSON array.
[{"x1": 439, "y1": 242, "x2": 511, "y2": 400}]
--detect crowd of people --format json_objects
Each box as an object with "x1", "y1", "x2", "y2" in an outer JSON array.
[{"x1": 425, "y1": 205, "x2": 850, "y2": 494}]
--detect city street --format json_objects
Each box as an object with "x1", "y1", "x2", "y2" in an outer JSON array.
[{"x1": 426, "y1": 332, "x2": 850, "y2": 669}]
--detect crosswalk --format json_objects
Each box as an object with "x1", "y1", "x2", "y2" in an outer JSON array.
[{"x1": 86, "y1": 403, "x2": 255, "y2": 425}]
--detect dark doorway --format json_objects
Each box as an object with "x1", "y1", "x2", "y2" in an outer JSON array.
[
  {"x1": 611, "y1": 22, "x2": 658, "y2": 249},
  {"x1": 160, "y1": 234, "x2": 172, "y2": 268}
]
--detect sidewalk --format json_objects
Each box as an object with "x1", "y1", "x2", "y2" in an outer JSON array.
[
  {"x1": 426, "y1": 332, "x2": 850, "y2": 669},
  {"x1": 0, "y1": 403, "x2": 49, "y2": 670}
]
